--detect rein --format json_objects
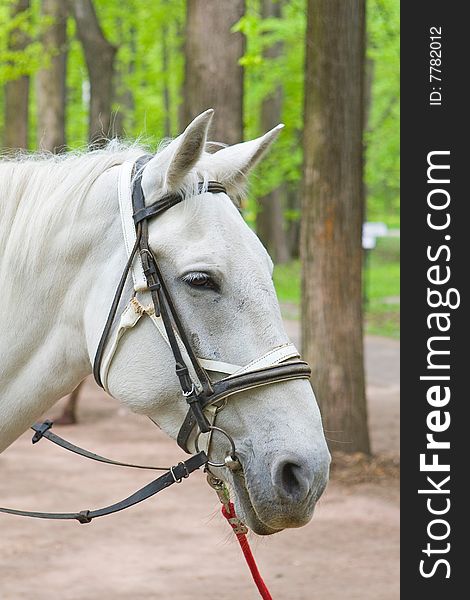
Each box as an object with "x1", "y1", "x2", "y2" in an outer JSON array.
[
  {"x1": 1, "y1": 422, "x2": 273, "y2": 598},
  {"x1": 0, "y1": 422, "x2": 207, "y2": 523}
]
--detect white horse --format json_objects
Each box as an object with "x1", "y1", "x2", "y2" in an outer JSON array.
[{"x1": 0, "y1": 110, "x2": 329, "y2": 535}]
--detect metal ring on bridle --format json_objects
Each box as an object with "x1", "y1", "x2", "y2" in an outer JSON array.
[
  {"x1": 139, "y1": 248, "x2": 154, "y2": 261},
  {"x1": 195, "y1": 426, "x2": 237, "y2": 468},
  {"x1": 169, "y1": 462, "x2": 189, "y2": 483}
]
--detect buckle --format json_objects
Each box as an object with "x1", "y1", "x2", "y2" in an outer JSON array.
[
  {"x1": 143, "y1": 263, "x2": 157, "y2": 278},
  {"x1": 170, "y1": 462, "x2": 189, "y2": 483},
  {"x1": 76, "y1": 510, "x2": 92, "y2": 524}
]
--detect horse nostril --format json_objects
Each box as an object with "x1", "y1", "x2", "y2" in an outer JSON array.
[
  {"x1": 282, "y1": 462, "x2": 302, "y2": 495},
  {"x1": 273, "y1": 457, "x2": 312, "y2": 502}
]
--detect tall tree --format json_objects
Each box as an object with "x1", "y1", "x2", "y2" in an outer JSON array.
[
  {"x1": 182, "y1": 0, "x2": 244, "y2": 144},
  {"x1": 113, "y1": 20, "x2": 135, "y2": 138},
  {"x1": 37, "y1": 0, "x2": 67, "y2": 152},
  {"x1": 286, "y1": 184, "x2": 300, "y2": 258},
  {"x1": 68, "y1": 0, "x2": 116, "y2": 144},
  {"x1": 301, "y1": 0, "x2": 370, "y2": 454},
  {"x1": 4, "y1": 0, "x2": 30, "y2": 149},
  {"x1": 256, "y1": 0, "x2": 289, "y2": 264}
]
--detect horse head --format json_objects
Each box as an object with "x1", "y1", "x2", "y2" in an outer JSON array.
[{"x1": 84, "y1": 110, "x2": 330, "y2": 534}]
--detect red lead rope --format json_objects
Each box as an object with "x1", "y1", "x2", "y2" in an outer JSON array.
[{"x1": 221, "y1": 501, "x2": 273, "y2": 600}]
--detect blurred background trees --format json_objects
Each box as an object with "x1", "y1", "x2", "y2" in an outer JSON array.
[
  {"x1": 3, "y1": 0, "x2": 31, "y2": 148},
  {"x1": 37, "y1": 0, "x2": 66, "y2": 151},
  {"x1": 0, "y1": 0, "x2": 399, "y2": 227},
  {"x1": 0, "y1": 0, "x2": 399, "y2": 454},
  {"x1": 182, "y1": 0, "x2": 244, "y2": 144}
]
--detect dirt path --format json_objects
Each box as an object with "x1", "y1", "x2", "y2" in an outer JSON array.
[{"x1": 0, "y1": 332, "x2": 399, "y2": 600}]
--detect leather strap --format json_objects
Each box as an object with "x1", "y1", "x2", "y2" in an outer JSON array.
[
  {"x1": 100, "y1": 299, "x2": 147, "y2": 393},
  {"x1": 0, "y1": 449, "x2": 207, "y2": 524},
  {"x1": 133, "y1": 181, "x2": 226, "y2": 224},
  {"x1": 118, "y1": 159, "x2": 147, "y2": 291},
  {"x1": 129, "y1": 164, "x2": 215, "y2": 434},
  {"x1": 177, "y1": 361, "x2": 311, "y2": 452},
  {"x1": 227, "y1": 343, "x2": 300, "y2": 376},
  {"x1": 29, "y1": 421, "x2": 171, "y2": 471},
  {"x1": 93, "y1": 230, "x2": 142, "y2": 388},
  {"x1": 2, "y1": 158, "x2": 313, "y2": 525}
]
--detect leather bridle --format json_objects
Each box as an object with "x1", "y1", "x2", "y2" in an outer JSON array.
[
  {"x1": 93, "y1": 155, "x2": 311, "y2": 457},
  {"x1": 0, "y1": 155, "x2": 312, "y2": 525}
]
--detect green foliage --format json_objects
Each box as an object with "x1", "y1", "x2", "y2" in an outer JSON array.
[
  {"x1": 0, "y1": 0, "x2": 48, "y2": 84},
  {"x1": 239, "y1": 0, "x2": 399, "y2": 228},
  {"x1": 237, "y1": 0, "x2": 305, "y2": 224},
  {"x1": 0, "y1": 0, "x2": 400, "y2": 337},
  {"x1": 273, "y1": 236, "x2": 400, "y2": 338},
  {"x1": 65, "y1": 18, "x2": 88, "y2": 147},
  {"x1": 60, "y1": 0, "x2": 186, "y2": 147},
  {"x1": 273, "y1": 259, "x2": 301, "y2": 305},
  {"x1": 0, "y1": 0, "x2": 186, "y2": 147},
  {"x1": 364, "y1": 249, "x2": 400, "y2": 338},
  {"x1": 0, "y1": 0, "x2": 399, "y2": 229},
  {"x1": 365, "y1": 0, "x2": 400, "y2": 227},
  {"x1": 101, "y1": 0, "x2": 185, "y2": 143}
]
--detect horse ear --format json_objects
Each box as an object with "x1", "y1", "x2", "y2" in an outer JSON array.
[
  {"x1": 165, "y1": 109, "x2": 214, "y2": 188},
  {"x1": 141, "y1": 109, "x2": 214, "y2": 199},
  {"x1": 210, "y1": 124, "x2": 284, "y2": 189}
]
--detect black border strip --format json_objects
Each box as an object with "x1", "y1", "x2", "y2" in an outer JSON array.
[{"x1": 401, "y1": 2, "x2": 467, "y2": 595}]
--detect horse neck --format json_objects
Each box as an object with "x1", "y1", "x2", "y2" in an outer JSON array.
[{"x1": 0, "y1": 161, "x2": 123, "y2": 452}]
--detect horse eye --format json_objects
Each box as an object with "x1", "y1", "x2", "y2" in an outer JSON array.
[{"x1": 182, "y1": 272, "x2": 218, "y2": 290}]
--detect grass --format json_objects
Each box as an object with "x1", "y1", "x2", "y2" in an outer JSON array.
[{"x1": 273, "y1": 236, "x2": 400, "y2": 338}]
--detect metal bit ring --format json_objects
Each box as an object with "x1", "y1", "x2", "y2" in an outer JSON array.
[{"x1": 195, "y1": 426, "x2": 237, "y2": 468}]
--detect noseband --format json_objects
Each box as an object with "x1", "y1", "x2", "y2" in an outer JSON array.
[{"x1": 93, "y1": 156, "x2": 311, "y2": 459}]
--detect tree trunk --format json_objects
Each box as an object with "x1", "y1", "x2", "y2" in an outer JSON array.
[
  {"x1": 286, "y1": 185, "x2": 300, "y2": 258},
  {"x1": 113, "y1": 68, "x2": 133, "y2": 138},
  {"x1": 68, "y1": 0, "x2": 116, "y2": 144},
  {"x1": 256, "y1": 0, "x2": 290, "y2": 264},
  {"x1": 301, "y1": 0, "x2": 370, "y2": 454},
  {"x1": 182, "y1": 0, "x2": 244, "y2": 144},
  {"x1": 113, "y1": 23, "x2": 135, "y2": 138},
  {"x1": 37, "y1": 0, "x2": 67, "y2": 152},
  {"x1": 4, "y1": 0, "x2": 30, "y2": 150}
]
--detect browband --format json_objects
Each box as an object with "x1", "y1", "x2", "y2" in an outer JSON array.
[{"x1": 133, "y1": 181, "x2": 227, "y2": 224}]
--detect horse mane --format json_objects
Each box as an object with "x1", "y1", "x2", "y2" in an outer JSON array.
[
  {"x1": 0, "y1": 141, "x2": 147, "y2": 284},
  {"x1": 0, "y1": 138, "x2": 246, "y2": 291}
]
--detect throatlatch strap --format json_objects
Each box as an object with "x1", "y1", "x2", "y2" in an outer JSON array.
[
  {"x1": 93, "y1": 230, "x2": 142, "y2": 388},
  {"x1": 118, "y1": 159, "x2": 148, "y2": 291}
]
